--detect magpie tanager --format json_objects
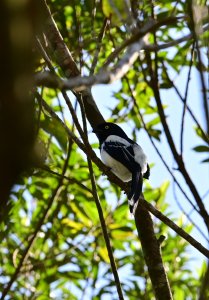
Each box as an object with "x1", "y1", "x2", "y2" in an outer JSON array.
[{"x1": 93, "y1": 122, "x2": 150, "y2": 213}]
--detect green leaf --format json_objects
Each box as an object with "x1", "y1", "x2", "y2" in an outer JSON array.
[
  {"x1": 202, "y1": 157, "x2": 209, "y2": 163},
  {"x1": 193, "y1": 145, "x2": 209, "y2": 152},
  {"x1": 41, "y1": 115, "x2": 68, "y2": 151}
]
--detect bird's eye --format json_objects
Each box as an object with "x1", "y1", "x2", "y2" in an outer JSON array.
[{"x1": 105, "y1": 125, "x2": 109, "y2": 129}]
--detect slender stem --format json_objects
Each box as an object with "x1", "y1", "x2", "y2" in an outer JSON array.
[
  {"x1": 78, "y1": 96, "x2": 124, "y2": 300},
  {"x1": 162, "y1": 61, "x2": 209, "y2": 145},
  {"x1": 180, "y1": 43, "x2": 195, "y2": 155},
  {"x1": 90, "y1": 18, "x2": 109, "y2": 75},
  {"x1": 138, "y1": 197, "x2": 209, "y2": 259}
]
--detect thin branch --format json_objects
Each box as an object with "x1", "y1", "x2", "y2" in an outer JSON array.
[
  {"x1": 62, "y1": 91, "x2": 89, "y2": 145},
  {"x1": 36, "y1": 36, "x2": 54, "y2": 72},
  {"x1": 162, "y1": 61, "x2": 209, "y2": 145},
  {"x1": 188, "y1": 1, "x2": 209, "y2": 135},
  {"x1": 137, "y1": 196, "x2": 209, "y2": 259},
  {"x1": 172, "y1": 174, "x2": 208, "y2": 241},
  {"x1": 180, "y1": 43, "x2": 195, "y2": 155},
  {"x1": 196, "y1": 41, "x2": 209, "y2": 134},
  {"x1": 90, "y1": 18, "x2": 109, "y2": 75},
  {"x1": 39, "y1": 166, "x2": 93, "y2": 194},
  {"x1": 145, "y1": 23, "x2": 209, "y2": 51},
  {"x1": 78, "y1": 96, "x2": 124, "y2": 300},
  {"x1": 103, "y1": 15, "x2": 186, "y2": 68}
]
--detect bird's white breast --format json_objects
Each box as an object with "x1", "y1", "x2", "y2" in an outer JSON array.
[{"x1": 101, "y1": 148, "x2": 132, "y2": 182}]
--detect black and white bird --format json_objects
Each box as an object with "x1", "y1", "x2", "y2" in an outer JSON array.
[{"x1": 93, "y1": 122, "x2": 150, "y2": 213}]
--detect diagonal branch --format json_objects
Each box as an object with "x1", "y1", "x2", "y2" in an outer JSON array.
[
  {"x1": 180, "y1": 43, "x2": 195, "y2": 155},
  {"x1": 39, "y1": 95, "x2": 209, "y2": 259},
  {"x1": 90, "y1": 17, "x2": 109, "y2": 75},
  {"x1": 79, "y1": 97, "x2": 124, "y2": 300}
]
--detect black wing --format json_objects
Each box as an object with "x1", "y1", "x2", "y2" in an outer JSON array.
[
  {"x1": 103, "y1": 141, "x2": 140, "y2": 173},
  {"x1": 103, "y1": 141, "x2": 143, "y2": 213}
]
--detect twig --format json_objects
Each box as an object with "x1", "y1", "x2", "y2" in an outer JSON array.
[
  {"x1": 103, "y1": 16, "x2": 186, "y2": 68},
  {"x1": 90, "y1": 18, "x2": 109, "y2": 75},
  {"x1": 39, "y1": 166, "x2": 93, "y2": 194},
  {"x1": 180, "y1": 43, "x2": 195, "y2": 155},
  {"x1": 137, "y1": 197, "x2": 209, "y2": 259},
  {"x1": 195, "y1": 41, "x2": 209, "y2": 135},
  {"x1": 78, "y1": 96, "x2": 124, "y2": 300},
  {"x1": 161, "y1": 61, "x2": 209, "y2": 145},
  {"x1": 145, "y1": 23, "x2": 209, "y2": 51},
  {"x1": 36, "y1": 37, "x2": 54, "y2": 72},
  {"x1": 188, "y1": 1, "x2": 209, "y2": 135},
  {"x1": 172, "y1": 174, "x2": 208, "y2": 241}
]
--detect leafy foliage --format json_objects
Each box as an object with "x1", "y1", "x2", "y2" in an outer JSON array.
[{"x1": 1, "y1": 0, "x2": 208, "y2": 299}]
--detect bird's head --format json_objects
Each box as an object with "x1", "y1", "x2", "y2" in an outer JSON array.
[{"x1": 93, "y1": 122, "x2": 128, "y2": 143}]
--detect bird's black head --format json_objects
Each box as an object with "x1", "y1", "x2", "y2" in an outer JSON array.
[{"x1": 93, "y1": 122, "x2": 129, "y2": 144}]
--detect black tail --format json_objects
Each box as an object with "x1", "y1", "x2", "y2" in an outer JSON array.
[{"x1": 128, "y1": 171, "x2": 143, "y2": 213}]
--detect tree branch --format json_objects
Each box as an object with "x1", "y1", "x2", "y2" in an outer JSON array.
[
  {"x1": 80, "y1": 98, "x2": 124, "y2": 299},
  {"x1": 135, "y1": 206, "x2": 173, "y2": 300},
  {"x1": 180, "y1": 43, "x2": 195, "y2": 155}
]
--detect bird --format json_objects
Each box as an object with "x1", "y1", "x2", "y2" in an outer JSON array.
[{"x1": 93, "y1": 122, "x2": 150, "y2": 213}]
